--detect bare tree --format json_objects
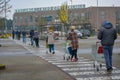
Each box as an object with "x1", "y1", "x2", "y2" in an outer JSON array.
[
  {"x1": 0, "y1": 0, "x2": 12, "y2": 31},
  {"x1": 0, "y1": 18, "x2": 4, "y2": 30},
  {"x1": 36, "y1": 16, "x2": 47, "y2": 38}
]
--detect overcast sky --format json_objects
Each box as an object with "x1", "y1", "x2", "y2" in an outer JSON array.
[{"x1": 7, "y1": 0, "x2": 120, "y2": 19}]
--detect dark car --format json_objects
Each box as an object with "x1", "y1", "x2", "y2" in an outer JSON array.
[{"x1": 80, "y1": 29, "x2": 90, "y2": 37}]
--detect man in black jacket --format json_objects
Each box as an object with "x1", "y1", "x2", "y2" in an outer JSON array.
[
  {"x1": 29, "y1": 29, "x2": 34, "y2": 45},
  {"x1": 98, "y1": 21, "x2": 117, "y2": 72}
]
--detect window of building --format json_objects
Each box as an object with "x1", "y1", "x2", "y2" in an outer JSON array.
[
  {"x1": 74, "y1": 13, "x2": 78, "y2": 20},
  {"x1": 41, "y1": 8, "x2": 43, "y2": 11},
  {"x1": 55, "y1": 15, "x2": 59, "y2": 21},
  {"x1": 19, "y1": 17, "x2": 23, "y2": 23},
  {"x1": 45, "y1": 15, "x2": 53, "y2": 21},
  {"x1": 101, "y1": 11, "x2": 105, "y2": 20},
  {"x1": 24, "y1": 16, "x2": 28, "y2": 22},
  {"x1": 14, "y1": 17, "x2": 18, "y2": 23},
  {"x1": 35, "y1": 16, "x2": 38, "y2": 22},
  {"x1": 20, "y1": 17, "x2": 23, "y2": 23},
  {"x1": 30, "y1": 16, "x2": 33, "y2": 22},
  {"x1": 87, "y1": 12, "x2": 91, "y2": 19},
  {"x1": 68, "y1": 13, "x2": 73, "y2": 21},
  {"x1": 34, "y1": 8, "x2": 38, "y2": 12},
  {"x1": 116, "y1": 11, "x2": 120, "y2": 20},
  {"x1": 81, "y1": 13, "x2": 85, "y2": 20},
  {"x1": 24, "y1": 9, "x2": 28, "y2": 12}
]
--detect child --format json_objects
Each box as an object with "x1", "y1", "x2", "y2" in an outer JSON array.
[{"x1": 47, "y1": 27, "x2": 55, "y2": 54}]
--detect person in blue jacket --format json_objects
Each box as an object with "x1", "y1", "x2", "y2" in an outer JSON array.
[
  {"x1": 33, "y1": 30, "x2": 39, "y2": 48},
  {"x1": 97, "y1": 21, "x2": 117, "y2": 72}
]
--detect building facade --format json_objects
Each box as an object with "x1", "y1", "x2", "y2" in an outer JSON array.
[{"x1": 13, "y1": 4, "x2": 120, "y2": 34}]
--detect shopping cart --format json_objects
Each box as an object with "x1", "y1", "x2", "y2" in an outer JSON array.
[
  {"x1": 91, "y1": 41, "x2": 104, "y2": 71},
  {"x1": 63, "y1": 41, "x2": 72, "y2": 61}
]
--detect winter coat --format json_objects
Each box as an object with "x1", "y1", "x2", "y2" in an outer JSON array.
[
  {"x1": 97, "y1": 21, "x2": 117, "y2": 46},
  {"x1": 34, "y1": 31, "x2": 39, "y2": 38},
  {"x1": 47, "y1": 32, "x2": 54, "y2": 44}
]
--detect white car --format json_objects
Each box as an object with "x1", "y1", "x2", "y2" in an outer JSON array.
[
  {"x1": 74, "y1": 30, "x2": 83, "y2": 38},
  {"x1": 68, "y1": 30, "x2": 82, "y2": 38}
]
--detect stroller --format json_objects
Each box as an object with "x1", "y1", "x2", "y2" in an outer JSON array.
[{"x1": 63, "y1": 41, "x2": 72, "y2": 61}]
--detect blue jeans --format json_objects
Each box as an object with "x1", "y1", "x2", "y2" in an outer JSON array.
[
  {"x1": 48, "y1": 44, "x2": 54, "y2": 53},
  {"x1": 103, "y1": 46, "x2": 113, "y2": 69},
  {"x1": 22, "y1": 36, "x2": 26, "y2": 43}
]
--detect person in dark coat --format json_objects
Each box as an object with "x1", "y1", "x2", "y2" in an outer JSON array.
[
  {"x1": 17, "y1": 30, "x2": 21, "y2": 40},
  {"x1": 97, "y1": 21, "x2": 117, "y2": 72},
  {"x1": 22, "y1": 30, "x2": 27, "y2": 43},
  {"x1": 12, "y1": 30, "x2": 15, "y2": 39},
  {"x1": 29, "y1": 29, "x2": 34, "y2": 45},
  {"x1": 33, "y1": 30, "x2": 39, "y2": 48}
]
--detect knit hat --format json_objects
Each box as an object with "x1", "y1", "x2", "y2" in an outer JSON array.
[{"x1": 70, "y1": 26, "x2": 75, "y2": 30}]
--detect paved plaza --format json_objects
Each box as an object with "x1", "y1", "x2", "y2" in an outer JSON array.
[{"x1": 0, "y1": 37, "x2": 120, "y2": 80}]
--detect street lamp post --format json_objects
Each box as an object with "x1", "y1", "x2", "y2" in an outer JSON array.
[
  {"x1": 96, "y1": 0, "x2": 98, "y2": 31},
  {"x1": 4, "y1": 0, "x2": 7, "y2": 32}
]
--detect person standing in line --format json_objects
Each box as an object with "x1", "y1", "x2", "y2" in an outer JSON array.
[
  {"x1": 29, "y1": 29, "x2": 34, "y2": 46},
  {"x1": 16, "y1": 30, "x2": 18, "y2": 40},
  {"x1": 12, "y1": 30, "x2": 15, "y2": 39},
  {"x1": 33, "y1": 30, "x2": 39, "y2": 48},
  {"x1": 47, "y1": 27, "x2": 55, "y2": 54},
  {"x1": 17, "y1": 30, "x2": 21, "y2": 40},
  {"x1": 67, "y1": 26, "x2": 79, "y2": 62},
  {"x1": 22, "y1": 30, "x2": 27, "y2": 43},
  {"x1": 97, "y1": 21, "x2": 117, "y2": 72}
]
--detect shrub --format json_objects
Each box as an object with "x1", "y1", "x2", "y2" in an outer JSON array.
[{"x1": 0, "y1": 33, "x2": 11, "y2": 38}]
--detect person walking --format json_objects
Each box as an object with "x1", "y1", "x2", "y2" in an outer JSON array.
[
  {"x1": 67, "y1": 26, "x2": 79, "y2": 62},
  {"x1": 17, "y1": 30, "x2": 21, "y2": 40},
  {"x1": 33, "y1": 30, "x2": 39, "y2": 48},
  {"x1": 97, "y1": 21, "x2": 117, "y2": 72},
  {"x1": 47, "y1": 27, "x2": 55, "y2": 54},
  {"x1": 29, "y1": 29, "x2": 34, "y2": 46},
  {"x1": 12, "y1": 30, "x2": 15, "y2": 39},
  {"x1": 22, "y1": 30, "x2": 27, "y2": 43}
]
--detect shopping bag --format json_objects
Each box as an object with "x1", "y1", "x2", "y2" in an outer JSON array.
[
  {"x1": 68, "y1": 47, "x2": 72, "y2": 55},
  {"x1": 98, "y1": 46, "x2": 103, "y2": 54}
]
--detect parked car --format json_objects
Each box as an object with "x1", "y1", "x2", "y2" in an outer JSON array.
[
  {"x1": 54, "y1": 31, "x2": 66, "y2": 36},
  {"x1": 80, "y1": 29, "x2": 90, "y2": 37},
  {"x1": 74, "y1": 30, "x2": 83, "y2": 38}
]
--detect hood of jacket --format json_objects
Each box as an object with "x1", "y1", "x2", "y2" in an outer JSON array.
[{"x1": 102, "y1": 21, "x2": 113, "y2": 29}]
